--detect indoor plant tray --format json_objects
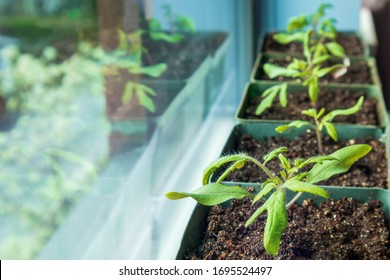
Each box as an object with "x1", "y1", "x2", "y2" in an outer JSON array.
[
  {"x1": 215, "y1": 123, "x2": 389, "y2": 189},
  {"x1": 249, "y1": 53, "x2": 381, "y2": 87},
  {"x1": 235, "y1": 82, "x2": 388, "y2": 133},
  {"x1": 175, "y1": 185, "x2": 390, "y2": 259},
  {"x1": 257, "y1": 31, "x2": 369, "y2": 57}
]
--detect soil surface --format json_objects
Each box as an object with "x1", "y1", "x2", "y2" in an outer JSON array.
[
  {"x1": 245, "y1": 89, "x2": 378, "y2": 126},
  {"x1": 255, "y1": 57, "x2": 374, "y2": 85},
  {"x1": 225, "y1": 133, "x2": 387, "y2": 188},
  {"x1": 262, "y1": 33, "x2": 365, "y2": 56},
  {"x1": 185, "y1": 197, "x2": 390, "y2": 260}
]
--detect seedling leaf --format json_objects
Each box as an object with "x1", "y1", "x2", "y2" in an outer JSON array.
[
  {"x1": 324, "y1": 122, "x2": 338, "y2": 141},
  {"x1": 275, "y1": 120, "x2": 313, "y2": 133},
  {"x1": 325, "y1": 42, "x2": 345, "y2": 57},
  {"x1": 273, "y1": 32, "x2": 305, "y2": 44},
  {"x1": 253, "y1": 182, "x2": 277, "y2": 204},
  {"x1": 202, "y1": 154, "x2": 249, "y2": 185},
  {"x1": 283, "y1": 179, "x2": 329, "y2": 198},
  {"x1": 149, "y1": 32, "x2": 184, "y2": 43},
  {"x1": 246, "y1": 190, "x2": 287, "y2": 256},
  {"x1": 322, "y1": 96, "x2": 364, "y2": 123},
  {"x1": 287, "y1": 14, "x2": 308, "y2": 32},
  {"x1": 263, "y1": 147, "x2": 289, "y2": 165},
  {"x1": 317, "y1": 64, "x2": 346, "y2": 78},
  {"x1": 307, "y1": 144, "x2": 372, "y2": 183},
  {"x1": 165, "y1": 183, "x2": 253, "y2": 206},
  {"x1": 264, "y1": 63, "x2": 299, "y2": 79},
  {"x1": 279, "y1": 83, "x2": 288, "y2": 107}
]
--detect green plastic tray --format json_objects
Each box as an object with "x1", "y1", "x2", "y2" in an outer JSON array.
[
  {"x1": 235, "y1": 82, "x2": 388, "y2": 133},
  {"x1": 175, "y1": 185, "x2": 390, "y2": 259}
]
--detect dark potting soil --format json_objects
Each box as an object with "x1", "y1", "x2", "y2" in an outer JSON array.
[
  {"x1": 245, "y1": 89, "x2": 378, "y2": 126},
  {"x1": 185, "y1": 197, "x2": 390, "y2": 260},
  {"x1": 262, "y1": 33, "x2": 365, "y2": 57},
  {"x1": 225, "y1": 132, "x2": 387, "y2": 188},
  {"x1": 255, "y1": 57, "x2": 373, "y2": 84}
]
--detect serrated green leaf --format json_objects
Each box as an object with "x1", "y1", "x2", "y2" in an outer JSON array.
[
  {"x1": 202, "y1": 154, "x2": 250, "y2": 185},
  {"x1": 263, "y1": 63, "x2": 299, "y2": 79},
  {"x1": 325, "y1": 42, "x2": 345, "y2": 57},
  {"x1": 253, "y1": 182, "x2": 277, "y2": 204},
  {"x1": 273, "y1": 32, "x2": 305, "y2": 44},
  {"x1": 283, "y1": 179, "x2": 329, "y2": 198},
  {"x1": 217, "y1": 159, "x2": 247, "y2": 183},
  {"x1": 276, "y1": 120, "x2": 313, "y2": 134},
  {"x1": 278, "y1": 154, "x2": 290, "y2": 170},
  {"x1": 324, "y1": 122, "x2": 338, "y2": 141},
  {"x1": 121, "y1": 81, "x2": 135, "y2": 104},
  {"x1": 322, "y1": 96, "x2": 364, "y2": 123},
  {"x1": 246, "y1": 190, "x2": 287, "y2": 256},
  {"x1": 165, "y1": 183, "x2": 253, "y2": 206},
  {"x1": 307, "y1": 144, "x2": 372, "y2": 184},
  {"x1": 263, "y1": 147, "x2": 289, "y2": 164}
]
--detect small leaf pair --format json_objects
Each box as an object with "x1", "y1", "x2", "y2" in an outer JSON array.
[{"x1": 276, "y1": 96, "x2": 364, "y2": 142}]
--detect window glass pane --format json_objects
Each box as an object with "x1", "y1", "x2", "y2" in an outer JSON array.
[{"x1": 0, "y1": 0, "x2": 252, "y2": 259}]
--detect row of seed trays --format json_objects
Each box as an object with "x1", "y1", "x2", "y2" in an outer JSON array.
[{"x1": 166, "y1": 4, "x2": 390, "y2": 260}]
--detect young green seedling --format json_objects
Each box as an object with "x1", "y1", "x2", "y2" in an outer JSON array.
[
  {"x1": 273, "y1": 3, "x2": 346, "y2": 59},
  {"x1": 275, "y1": 96, "x2": 364, "y2": 154},
  {"x1": 166, "y1": 144, "x2": 371, "y2": 256},
  {"x1": 257, "y1": 30, "x2": 347, "y2": 115}
]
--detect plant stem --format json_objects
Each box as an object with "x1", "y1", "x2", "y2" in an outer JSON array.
[
  {"x1": 249, "y1": 158, "x2": 275, "y2": 180},
  {"x1": 314, "y1": 118, "x2": 324, "y2": 154},
  {"x1": 286, "y1": 192, "x2": 303, "y2": 208}
]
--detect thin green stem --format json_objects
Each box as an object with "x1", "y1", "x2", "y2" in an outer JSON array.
[
  {"x1": 248, "y1": 158, "x2": 275, "y2": 180},
  {"x1": 287, "y1": 192, "x2": 303, "y2": 209},
  {"x1": 314, "y1": 117, "x2": 324, "y2": 154}
]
